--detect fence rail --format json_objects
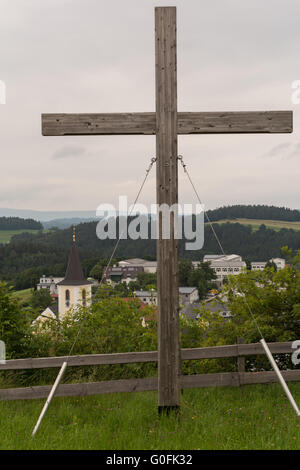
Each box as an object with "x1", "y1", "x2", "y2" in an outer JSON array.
[
  {"x1": 0, "y1": 340, "x2": 298, "y2": 401},
  {"x1": 0, "y1": 341, "x2": 294, "y2": 371}
]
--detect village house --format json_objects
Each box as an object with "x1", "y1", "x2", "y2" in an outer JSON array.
[
  {"x1": 180, "y1": 291, "x2": 231, "y2": 321},
  {"x1": 134, "y1": 290, "x2": 157, "y2": 305},
  {"x1": 135, "y1": 287, "x2": 199, "y2": 306},
  {"x1": 37, "y1": 275, "x2": 64, "y2": 295},
  {"x1": 179, "y1": 287, "x2": 199, "y2": 304},
  {"x1": 32, "y1": 306, "x2": 58, "y2": 331},
  {"x1": 103, "y1": 265, "x2": 144, "y2": 285},
  {"x1": 118, "y1": 258, "x2": 157, "y2": 273}
]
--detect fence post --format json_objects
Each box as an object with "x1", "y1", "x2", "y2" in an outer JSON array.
[{"x1": 237, "y1": 337, "x2": 245, "y2": 386}]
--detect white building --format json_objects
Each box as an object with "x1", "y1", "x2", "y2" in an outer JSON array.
[
  {"x1": 270, "y1": 258, "x2": 286, "y2": 270},
  {"x1": 32, "y1": 306, "x2": 57, "y2": 324},
  {"x1": 37, "y1": 275, "x2": 64, "y2": 295},
  {"x1": 251, "y1": 261, "x2": 266, "y2": 271},
  {"x1": 251, "y1": 257, "x2": 286, "y2": 271},
  {"x1": 203, "y1": 254, "x2": 246, "y2": 287},
  {"x1": 135, "y1": 290, "x2": 157, "y2": 305},
  {"x1": 135, "y1": 287, "x2": 199, "y2": 305}
]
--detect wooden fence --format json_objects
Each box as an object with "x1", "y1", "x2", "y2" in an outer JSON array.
[{"x1": 0, "y1": 340, "x2": 299, "y2": 401}]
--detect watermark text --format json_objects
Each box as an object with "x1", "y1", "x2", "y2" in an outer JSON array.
[{"x1": 96, "y1": 197, "x2": 204, "y2": 250}]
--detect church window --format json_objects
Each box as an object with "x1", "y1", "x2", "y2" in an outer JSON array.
[
  {"x1": 65, "y1": 289, "x2": 70, "y2": 307},
  {"x1": 82, "y1": 289, "x2": 86, "y2": 307}
]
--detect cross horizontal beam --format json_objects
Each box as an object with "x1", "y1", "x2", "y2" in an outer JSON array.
[{"x1": 42, "y1": 111, "x2": 292, "y2": 136}]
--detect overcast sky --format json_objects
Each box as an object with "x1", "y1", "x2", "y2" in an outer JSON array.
[{"x1": 0, "y1": 0, "x2": 299, "y2": 213}]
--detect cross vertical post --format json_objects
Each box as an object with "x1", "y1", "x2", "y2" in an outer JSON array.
[
  {"x1": 155, "y1": 6, "x2": 180, "y2": 412},
  {"x1": 41, "y1": 5, "x2": 293, "y2": 415}
]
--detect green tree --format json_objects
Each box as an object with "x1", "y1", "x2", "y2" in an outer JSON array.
[
  {"x1": 90, "y1": 259, "x2": 107, "y2": 281},
  {"x1": 29, "y1": 289, "x2": 53, "y2": 312},
  {"x1": 113, "y1": 282, "x2": 131, "y2": 297},
  {"x1": 14, "y1": 267, "x2": 45, "y2": 290},
  {"x1": 0, "y1": 283, "x2": 29, "y2": 358},
  {"x1": 245, "y1": 259, "x2": 251, "y2": 271},
  {"x1": 128, "y1": 272, "x2": 157, "y2": 292},
  {"x1": 265, "y1": 260, "x2": 277, "y2": 271},
  {"x1": 194, "y1": 259, "x2": 300, "y2": 370},
  {"x1": 179, "y1": 258, "x2": 193, "y2": 286},
  {"x1": 188, "y1": 261, "x2": 217, "y2": 300},
  {"x1": 94, "y1": 282, "x2": 131, "y2": 299},
  {"x1": 282, "y1": 246, "x2": 300, "y2": 266},
  {"x1": 28, "y1": 296, "x2": 158, "y2": 382}
]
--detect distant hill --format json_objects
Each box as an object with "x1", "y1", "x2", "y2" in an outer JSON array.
[
  {"x1": 42, "y1": 217, "x2": 100, "y2": 229},
  {"x1": 205, "y1": 218, "x2": 300, "y2": 232},
  {"x1": 1, "y1": 204, "x2": 300, "y2": 290},
  {"x1": 1, "y1": 216, "x2": 300, "y2": 289},
  {"x1": 1, "y1": 204, "x2": 299, "y2": 223},
  {"x1": 0, "y1": 208, "x2": 100, "y2": 222},
  {"x1": 0, "y1": 216, "x2": 42, "y2": 230},
  {"x1": 206, "y1": 205, "x2": 300, "y2": 222}
]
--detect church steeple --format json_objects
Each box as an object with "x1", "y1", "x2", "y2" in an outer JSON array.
[
  {"x1": 57, "y1": 228, "x2": 92, "y2": 287},
  {"x1": 57, "y1": 229, "x2": 92, "y2": 319}
]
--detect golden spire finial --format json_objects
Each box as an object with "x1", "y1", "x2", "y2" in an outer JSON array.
[{"x1": 73, "y1": 226, "x2": 76, "y2": 243}]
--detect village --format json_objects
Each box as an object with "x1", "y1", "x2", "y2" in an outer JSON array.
[{"x1": 35, "y1": 236, "x2": 287, "y2": 324}]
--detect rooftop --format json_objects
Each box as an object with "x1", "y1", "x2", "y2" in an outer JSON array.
[
  {"x1": 119, "y1": 258, "x2": 157, "y2": 266},
  {"x1": 135, "y1": 290, "x2": 157, "y2": 297},
  {"x1": 204, "y1": 254, "x2": 242, "y2": 263},
  {"x1": 179, "y1": 287, "x2": 198, "y2": 294},
  {"x1": 57, "y1": 241, "x2": 92, "y2": 286}
]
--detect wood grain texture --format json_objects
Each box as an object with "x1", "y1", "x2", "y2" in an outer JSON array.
[
  {"x1": 178, "y1": 111, "x2": 293, "y2": 134},
  {"x1": 237, "y1": 337, "x2": 245, "y2": 386},
  {"x1": 155, "y1": 6, "x2": 180, "y2": 408},
  {"x1": 2, "y1": 369, "x2": 300, "y2": 400},
  {"x1": 238, "y1": 341, "x2": 293, "y2": 355},
  {"x1": 0, "y1": 351, "x2": 158, "y2": 370},
  {"x1": 42, "y1": 113, "x2": 156, "y2": 136},
  {"x1": 237, "y1": 338, "x2": 245, "y2": 372},
  {"x1": 0, "y1": 377, "x2": 158, "y2": 401},
  {"x1": 42, "y1": 111, "x2": 293, "y2": 135},
  {"x1": 241, "y1": 370, "x2": 300, "y2": 385},
  {"x1": 0, "y1": 341, "x2": 295, "y2": 371}
]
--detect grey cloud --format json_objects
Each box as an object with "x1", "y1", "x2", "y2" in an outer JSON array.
[
  {"x1": 0, "y1": 0, "x2": 299, "y2": 211},
  {"x1": 286, "y1": 143, "x2": 300, "y2": 159},
  {"x1": 261, "y1": 142, "x2": 292, "y2": 159},
  {"x1": 52, "y1": 145, "x2": 87, "y2": 160},
  {"x1": 260, "y1": 142, "x2": 300, "y2": 160}
]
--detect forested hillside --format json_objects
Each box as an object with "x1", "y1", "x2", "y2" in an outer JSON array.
[
  {"x1": 1, "y1": 218, "x2": 300, "y2": 289},
  {"x1": 206, "y1": 205, "x2": 300, "y2": 222},
  {"x1": 0, "y1": 217, "x2": 42, "y2": 230}
]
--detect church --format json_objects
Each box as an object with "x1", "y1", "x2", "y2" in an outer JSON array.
[{"x1": 35, "y1": 231, "x2": 92, "y2": 324}]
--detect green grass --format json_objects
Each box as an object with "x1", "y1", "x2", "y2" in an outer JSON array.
[
  {"x1": 0, "y1": 229, "x2": 42, "y2": 244},
  {"x1": 1, "y1": 384, "x2": 300, "y2": 450},
  {"x1": 11, "y1": 288, "x2": 33, "y2": 303},
  {"x1": 210, "y1": 218, "x2": 300, "y2": 232}
]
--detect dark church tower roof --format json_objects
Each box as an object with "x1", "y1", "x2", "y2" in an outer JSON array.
[{"x1": 57, "y1": 229, "x2": 92, "y2": 286}]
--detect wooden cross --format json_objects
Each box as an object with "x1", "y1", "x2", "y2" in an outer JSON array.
[{"x1": 42, "y1": 6, "x2": 292, "y2": 412}]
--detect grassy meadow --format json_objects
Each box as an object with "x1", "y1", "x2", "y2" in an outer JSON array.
[
  {"x1": 210, "y1": 219, "x2": 300, "y2": 232},
  {"x1": 0, "y1": 229, "x2": 42, "y2": 244},
  {"x1": 11, "y1": 288, "x2": 33, "y2": 303},
  {"x1": 1, "y1": 384, "x2": 300, "y2": 450}
]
